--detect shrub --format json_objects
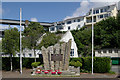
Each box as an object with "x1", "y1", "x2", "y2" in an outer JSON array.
[
  {"x1": 69, "y1": 61, "x2": 75, "y2": 66},
  {"x1": 70, "y1": 57, "x2": 111, "y2": 73},
  {"x1": 31, "y1": 62, "x2": 40, "y2": 68},
  {"x1": 74, "y1": 61, "x2": 82, "y2": 68},
  {"x1": 82, "y1": 57, "x2": 111, "y2": 73},
  {"x1": 2, "y1": 57, "x2": 43, "y2": 70}
]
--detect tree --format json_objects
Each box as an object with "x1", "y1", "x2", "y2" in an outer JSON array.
[
  {"x1": 72, "y1": 13, "x2": 120, "y2": 56},
  {"x1": 38, "y1": 32, "x2": 61, "y2": 49},
  {"x1": 2, "y1": 27, "x2": 19, "y2": 71},
  {"x1": 23, "y1": 22, "x2": 45, "y2": 62}
]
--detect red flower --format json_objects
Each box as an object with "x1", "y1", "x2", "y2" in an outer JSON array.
[
  {"x1": 51, "y1": 72, "x2": 56, "y2": 74},
  {"x1": 47, "y1": 70, "x2": 52, "y2": 72},
  {"x1": 36, "y1": 71, "x2": 41, "y2": 74},
  {"x1": 41, "y1": 70, "x2": 45, "y2": 72},
  {"x1": 57, "y1": 72, "x2": 62, "y2": 75},
  {"x1": 44, "y1": 71, "x2": 49, "y2": 74}
]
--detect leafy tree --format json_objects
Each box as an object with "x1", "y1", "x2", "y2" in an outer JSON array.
[
  {"x1": 38, "y1": 32, "x2": 61, "y2": 49},
  {"x1": 72, "y1": 12, "x2": 120, "y2": 56},
  {"x1": 23, "y1": 22, "x2": 45, "y2": 62},
  {"x1": 2, "y1": 27, "x2": 19, "y2": 71}
]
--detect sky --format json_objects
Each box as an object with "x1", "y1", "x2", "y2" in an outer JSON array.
[{"x1": 1, "y1": 0, "x2": 120, "y2": 30}]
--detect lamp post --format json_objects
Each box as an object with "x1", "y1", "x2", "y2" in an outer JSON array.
[
  {"x1": 20, "y1": 8, "x2": 22, "y2": 74},
  {"x1": 92, "y1": 8, "x2": 94, "y2": 75}
]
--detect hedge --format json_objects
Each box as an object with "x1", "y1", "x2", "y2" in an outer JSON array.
[
  {"x1": 70, "y1": 57, "x2": 111, "y2": 73},
  {"x1": 2, "y1": 57, "x2": 43, "y2": 71}
]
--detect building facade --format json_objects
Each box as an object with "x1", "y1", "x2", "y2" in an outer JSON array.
[
  {"x1": 49, "y1": 16, "x2": 85, "y2": 32},
  {"x1": 85, "y1": 4, "x2": 118, "y2": 28}
]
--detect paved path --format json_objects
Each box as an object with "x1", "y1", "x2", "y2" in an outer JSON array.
[{"x1": 2, "y1": 69, "x2": 119, "y2": 78}]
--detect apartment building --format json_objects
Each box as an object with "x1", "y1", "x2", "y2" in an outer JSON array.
[{"x1": 85, "y1": 4, "x2": 118, "y2": 28}]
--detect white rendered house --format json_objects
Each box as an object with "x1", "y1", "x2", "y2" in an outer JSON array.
[{"x1": 60, "y1": 30, "x2": 78, "y2": 58}]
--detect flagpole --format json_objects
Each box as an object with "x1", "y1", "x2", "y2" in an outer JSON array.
[
  {"x1": 92, "y1": 8, "x2": 94, "y2": 75},
  {"x1": 20, "y1": 8, "x2": 22, "y2": 74}
]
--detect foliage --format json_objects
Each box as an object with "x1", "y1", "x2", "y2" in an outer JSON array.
[
  {"x1": 38, "y1": 32, "x2": 61, "y2": 49},
  {"x1": 69, "y1": 61, "x2": 75, "y2": 66},
  {"x1": 2, "y1": 27, "x2": 20, "y2": 71},
  {"x1": 31, "y1": 62, "x2": 40, "y2": 68},
  {"x1": 70, "y1": 57, "x2": 111, "y2": 73},
  {"x1": 71, "y1": 28, "x2": 92, "y2": 57},
  {"x1": 74, "y1": 61, "x2": 82, "y2": 68},
  {"x1": 2, "y1": 57, "x2": 43, "y2": 70},
  {"x1": 83, "y1": 57, "x2": 111, "y2": 73},
  {"x1": 23, "y1": 22, "x2": 45, "y2": 61},
  {"x1": 71, "y1": 12, "x2": 120, "y2": 56},
  {"x1": 2, "y1": 27, "x2": 19, "y2": 56}
]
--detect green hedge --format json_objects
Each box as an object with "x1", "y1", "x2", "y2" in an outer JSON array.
[
  {"x1": 70, "y1": 57, "x2": 111, "y2": 73},
  {"x1": 2, "y1": 57, "x2": 43, "y2": 71}
]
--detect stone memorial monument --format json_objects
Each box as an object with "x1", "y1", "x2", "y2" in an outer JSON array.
[{"x1": 41, "y1": 39, "x2": 71, "y2": 71}]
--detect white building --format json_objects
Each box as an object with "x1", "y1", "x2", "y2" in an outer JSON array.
[
  {"x1": 85, "y1": 4, "x2": 118, "y2": 28},
  {"x1": 95, "y1": 49, "x2": 120, "y2": 58},
  {"x1": 2, "y1": 48, "x2": 41, "y2": 58},
  {"x1": 60, "y1": 30, "x2": 78, "y2": 57},
  {"x1": 49, "y1": 16, "x2": 85, "y2": 32}
]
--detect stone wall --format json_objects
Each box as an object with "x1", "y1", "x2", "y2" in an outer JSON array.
[{"x1": 41, "y1": 39, "x2": 71, "y2": 71}]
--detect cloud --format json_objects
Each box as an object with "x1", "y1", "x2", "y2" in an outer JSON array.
[
  {"x1": 64, "y1": 0, "x2": 118, "y2": 20},
  {"x1": 30, "y1": 18, "x2": 38, "y2": 22}
]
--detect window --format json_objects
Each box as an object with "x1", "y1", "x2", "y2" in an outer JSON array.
[
  {"x1": 67, "y1": 21, "x2": 71, "y2": 24},
  {"x1": 104, "y1": 14, "x2": 108, "y2": 18},
  {"x1": 103, "y1": 50, "x2": 106, "y2": 53},
  {"x1": 18, "y1": 54, "x2": 20, "y2": 57},
  {"x1": 98, "y1": 50, "x2": 101, "y2": 53},
  {"x1": 29, "y1": 54, "x2": 32, "y2": 57},
  {"x1": 104, "y1": 8, "x2": 107, "y2": 12},
  {"x1": 73, "y1": 20, "x2": 76, "y2": 22},
  {"x1": 96, "y1": 10, "x2": 99, "y2": 14},
  {"x1": 77, "y1": 19, "x2": 80, "y2": 22},
  {"x1": 100, "y1": 9, "x2": 103, "y2": 13},
  {"x1": 78, "y1": 25, "x2": 80, "y2": 28},
  {"x1": 109, "y1": 50, "x2": 112, "y2": 53},
  {"x1": 70, "y1": 49, "x2": 74, "y2": 56},
  {"x1": 114, "y1": 50, "x2": 118, "y2": 53},
  {"x1": 68, "y1": 26, "x2": 70, "y2": 30},
  {"x1": 100, "y1": 15, "x2": 103, "y2": 18},
  {"x1": 50, "y1": 27, "x2": 55, "y2": 31},
  {"x1": 93, "y1": 10, "x2": 95, "y2": 14}
]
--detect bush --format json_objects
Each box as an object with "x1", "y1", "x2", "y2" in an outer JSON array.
[
  {"x1": 74, "y1": 61, "x2": 82, "y2": 68},
  {"x1": 2, "y1": 57, "x2": 43, "y2": 70},
  {"x1": 69, "y1": 61, "x2": 75, "y2": 66},
  {"x1": 31, "y1": 62, "x2": 40, "y2": 68},
  {"x1": 70, "y1": 57, "x2": 111, "y2": 73}
]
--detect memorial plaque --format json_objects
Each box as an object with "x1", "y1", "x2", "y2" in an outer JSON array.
[{"x1": 51, "y1": 54, "x2": 63, "y2": 61}]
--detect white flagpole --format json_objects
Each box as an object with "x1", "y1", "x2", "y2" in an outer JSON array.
[
  {"x1": 92, "y1": 8, "x2": 94, "y2": 75},
  {"x1": 20, "y1": 8, "x2": 22, "y2": 74}
]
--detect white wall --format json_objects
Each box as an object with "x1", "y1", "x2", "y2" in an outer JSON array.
[
  {"x1": 60, "y1": 30, "x2": 78, "y2": 57},
  {"x1": 95, "y1": 49, "x2": 120, "y2": 57}
]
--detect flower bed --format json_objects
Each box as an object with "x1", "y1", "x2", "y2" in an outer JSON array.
[
  {"x1": 57, "y1": 72, "x2": 62, "y2": 75},
  {"x1": 35, "y1": 71, "x2": 41, "y2": 74},
  {"x1": 44, "y1": 71, "x2": 49, "y2": 74},
  {"x1": 51, "y1": 72, "x2": 56, "y2": 75}
]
